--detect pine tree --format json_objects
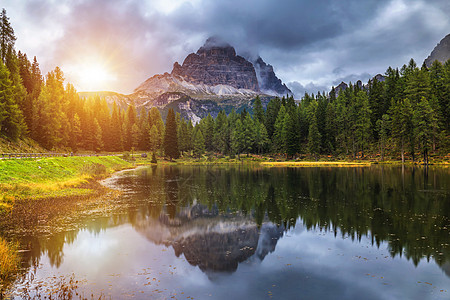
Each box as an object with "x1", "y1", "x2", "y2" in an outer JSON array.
[
  {"x1": 149, "y1": 125, "x2": 160, "y2": 153},
  {"x1": 368, "y1": 77, "x2": 384, "y2": 138},
  {"x1": 242, "y1": 112, "x2": 256, "y2": 155},
  {"x1": 297, "y1": 103, "x2": 309, "y2": 146},
  {"x1": 125, "y1": 103, "x2": 137, "y2": 150},
  {"x1": 109, "y1": 102, "x2": 123, "y2": 151},
  {"x1": 429, "y1": 60, "x2": 448, "y2": 131},
  {"x1": 81, "y1": 109, "x2": 95, "y2": 151},
  {"x1": 316, "y1": 95, "x2": 327, "y2": 151},
  {"x1": 253, "y1": 96, "x2": 265, "y2": 124},
  {"x1": 272, "y1": 105, "x2": 286, "y2": 153},
  {"x1": 70, "y1": 113, "x2": 82, "y2": 152},
  {"x1": 131, "y1": 123, "x2": 140, "y2": 151},
  {"x1": 281, "y1": 111, "x2": 298, "y2": 158},
  {"x1": 37, "y1": 67, "x2": 66, "y2": 149},
  {"x1": 324, "y1": 102, "x2": 336, "y2": 153},
  {"x1": 265, "y1": 97, "x2": 281, "y2": 139},
  {"x1": 148, "y1": 107, "x2": 164, "y2": 146},
  {"x1": 193, "y1": 127, "x2": 205, "y2": 158},
  {"x1": 383, "y1": 67, "x2": 400, "y2": 116},
  {"x1": 186, "y1": 120, "x2": 194, "y2": 153},
  {"x1": 2, "y1": 47, "x2": 26, "y2": 139},
  {"x1": 138, "y1": 107, "x2": 149, "y2": 150},
  {"x1": 255, "y1": 120, "x2": 269, "y2": 154},
  {"x1": 390, "y1": 98, "x2": 413, "y2": 163},
  {"x1": 405, "y1": 63, "x2": 431, "y2": 104},
  {"x1": 213, "y1": 110, "x2": 229, "y2": 154},
  {"x1": 27, "y1": 56, "x2": 42, "y2": 136},
  {"x1": 0, "y1": 61, "x2": 13, "y2": 136},
  {"x1": 443, "y1": 60, "x2": 450, "y2": 131},
  {"x1": 0, "y1": 9, "x2": 16, "y2": 63},
  {"x1": 93, "y1": 118, "x2": 104, "y2": 152},
  {"x1": 231, "y1": 118, "x2": 244, "y2": 158},
  {"x1": 329, "y1": 87, "x2": 337, "y2": 103},
  {"x1": 308, "y1": 114, "x2": 321, "y2": 161},
  {"x1": 202, "y1": 114, "x2": 214, "y2": 151},
  {"x1": 376, "y1": 114, "x2": 390, "y2": 161},
  {"x1": 163, "y1": 108, "x2": 179, "y2": 159},
  {"x1": 354, "y1": 91, "x2": 372, "y2": 158},
  {"x1": 177, "y1": 118, "x2": 187, "y2": 154},
  {"x1": 413, "y1": 97, "x2": 438, "y2": 165}
]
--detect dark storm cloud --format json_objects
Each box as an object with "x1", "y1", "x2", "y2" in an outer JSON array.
[{"x1": 4, "y1": 0, "x2": 450, "y2": 95}]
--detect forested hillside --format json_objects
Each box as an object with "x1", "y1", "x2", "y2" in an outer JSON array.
[{"x1": 0, "y1": 9, "x2": 448, "y2": 163}]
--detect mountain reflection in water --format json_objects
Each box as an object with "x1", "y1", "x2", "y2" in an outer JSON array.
[{"x1": 134, "y1": 204, "x2": 284, "y2": 273}]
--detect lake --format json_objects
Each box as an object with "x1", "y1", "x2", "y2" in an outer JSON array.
[{"x1": 3, "y1": 165, "x2": 450, "y2": 299}]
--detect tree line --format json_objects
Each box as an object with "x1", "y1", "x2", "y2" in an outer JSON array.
[
  {"x1": 0, "y1": 8, "x2": 449, "y2": 162},
  {"x1": 177, "y1": 56, "x2": 449, "y2": 163}
]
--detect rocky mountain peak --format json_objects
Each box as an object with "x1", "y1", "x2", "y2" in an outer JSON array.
[
  {"x1": 253, "y1": 56, "x2": 292, "y2": 96},
  {"x1": 197, "y1": 36, "x2": 236, "y2": 57},
  {"x1": 171, "y1": 38, "x2": 259, "y2": 91},
  {"x1": 424, "y1": 34, "x2": 450, "y2": 68},
  {"x1": 131, "y1": 37, "x2": 293, "y2": 123}
]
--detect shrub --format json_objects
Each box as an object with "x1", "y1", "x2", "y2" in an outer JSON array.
[
  {"x1": 80, "y1": 163, "x2": 107, "y2": 175},
  {"x1": 122, "y1": 152, "x2": 130, "y2": 160}
]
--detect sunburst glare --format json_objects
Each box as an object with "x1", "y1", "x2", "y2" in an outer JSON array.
[{"x1": 64, "y1": 58, "x2": 117, "y2": 92}]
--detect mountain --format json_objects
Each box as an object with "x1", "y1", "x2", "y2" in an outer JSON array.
[
  {"x1": 332, "y1": 73, "x2": 385, "y2": 97},
  {"x1": 134, "y1": 203, "x2": 285, "y2": 274},
  {"x1": 81, "y1": 38, "x2": 291, "y2": 122},
  {"x1": 135, "y1": 37, "x2": 291, "y2": 98},
  {"x1": 424, "y1": 34, "x2": 450, "y2": 68},
  {"x1": 171, "y1": 37, "x2": 259, "y2": 91},
  {"x1": 253, "y1": 56, "x2": 292, "y2": 95}
]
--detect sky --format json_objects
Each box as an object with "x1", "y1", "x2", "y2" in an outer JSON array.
[{"x1": 3, "y1": 0, "x2": 450, "y2": 98}]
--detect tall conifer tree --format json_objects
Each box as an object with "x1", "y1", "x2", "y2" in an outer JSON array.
[{"x1": 164, "y1": 108, "x2": 179, "y2": 159}]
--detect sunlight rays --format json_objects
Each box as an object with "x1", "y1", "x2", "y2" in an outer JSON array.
[{"x1": 63, "y1": 55, "x2": 118, "y2": 92}]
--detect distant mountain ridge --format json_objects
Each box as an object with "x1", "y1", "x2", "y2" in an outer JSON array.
[{"x1": 424, "y1": 34, "x2": 450, "y2": 68}]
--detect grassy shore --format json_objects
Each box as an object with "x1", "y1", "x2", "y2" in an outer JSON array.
[
  {"x1": 0, "y1": 156, "x2": 132, "y2": 211},
  {"x1": 0, "y1": 237, "x2": 19, "y2": 287}
]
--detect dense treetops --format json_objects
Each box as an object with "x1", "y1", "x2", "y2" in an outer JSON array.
[{"x1": 0, "y1": 9, "x2": 448, "y2": 163}]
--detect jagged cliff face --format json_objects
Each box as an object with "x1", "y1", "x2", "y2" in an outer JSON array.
[
  {"x1": 253, "y1": 57, "x2": 291, "y2": 96},
  {"x1": 172, "y1": 38, "x2": 259, "y2": 91},
  {"x1": 134, "y1": 37, "x2": 292, "y2": 100},
  {"x1": 424, "y1": 34, "x2": 450, "y2": 68}
]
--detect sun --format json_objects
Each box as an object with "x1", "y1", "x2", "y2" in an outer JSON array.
[{"x1": 64, "y1": 58, "x2": 117, "y2": 92}]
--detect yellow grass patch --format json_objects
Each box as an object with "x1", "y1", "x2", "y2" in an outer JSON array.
[
  {"x1": 0, "y1": 237, "x2": 19, "y2": 283},
  {"x1": 260, "y1": 161, "x2": 371, "y2": 167}
]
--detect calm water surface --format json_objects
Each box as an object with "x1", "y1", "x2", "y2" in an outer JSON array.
[{"x1": 5, "y1": 165, "x2": 450, "y2": 299}]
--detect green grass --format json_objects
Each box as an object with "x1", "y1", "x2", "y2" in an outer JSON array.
[{"x1": 0, "y1": 156, "x2": 132, "y2": 211}]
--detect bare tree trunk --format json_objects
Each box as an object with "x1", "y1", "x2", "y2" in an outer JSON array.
[
  {"x1": 401, "y1": 140, "x2": 404, "y2": 164},
  {"x1": 424, "y1": 148, "x2": 428, "y2": 165}
]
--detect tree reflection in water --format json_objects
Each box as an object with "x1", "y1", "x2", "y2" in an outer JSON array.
[{"x1": 11, "y1": 165, "x2": 450, "y2": 277}]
